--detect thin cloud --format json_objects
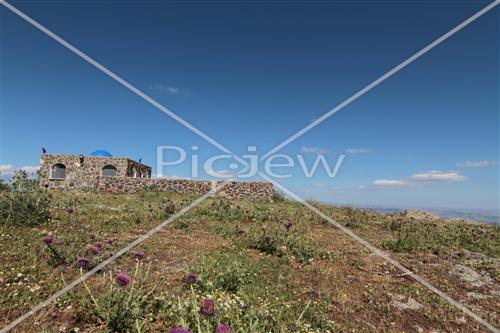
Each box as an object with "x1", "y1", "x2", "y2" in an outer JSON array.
[
  {"x1": 20, "y1": 165, "x2": 40, "y2": 174},
  {"x1": 301, "y1": 146, "x2": 327, "y2": 154},
  {"x1": 0, "y1": 164, "x2": 14, "y2": 173},
  {"x1": 0, "y1": 164, "x2": 39, "y2": 179},
  {"x1": 371, "y1": 169, "x2": 466, "y2": 189},
  {"x1": 0, "y1": 164, "x2": 15, "y2": 177},
  {"x1": 149, "y1": 84, "x2": 188, "y2": 95},
  {"x1": 345, "y1": 148, "x2": 371, "y2": 154},
  {"x1": 410, "y1": 170, "x2": 466, "y2": 182},
  {"x1": 456, "y1": 160, "x2": 499, "y2": 168},
  {"x1": 373, "y1": 179, "x2": 409, "y2": 187}
]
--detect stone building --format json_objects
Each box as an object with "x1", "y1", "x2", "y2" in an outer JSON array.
[
  {"x1": 39, "y1": 150, "x2": 151, "y2": 191},
  {"x1": 39, "y1": 150, "x2": 274, "y2": 200}
]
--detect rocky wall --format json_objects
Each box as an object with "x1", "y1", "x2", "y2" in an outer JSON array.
[
  {"x1": 97, "y1": 177, "x2": 273, "y2": 201},
  {"x1": 42, "y1": 174, "x2": 273, "y2": 200}
]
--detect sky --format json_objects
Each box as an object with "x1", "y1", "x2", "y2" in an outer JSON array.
[{"x1": 0, "y1": 0, "x2": 498, "y2": 211}]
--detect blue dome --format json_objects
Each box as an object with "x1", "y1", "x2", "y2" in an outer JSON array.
[{"x1": 90, "y1": 150, "x2": 113, "y2": 157}]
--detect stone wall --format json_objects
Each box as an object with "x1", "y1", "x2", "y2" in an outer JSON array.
[
  {"x1": 97, "y1": 176, "x2": 212, "y2": 194},
  {"x1": 43, "y1": 175, "x2": 273, "y2": 201},
  {"x1": 217, "y1": 181, "x2": 274, "y2": 200},
  {"x1": 39, "y1": 154, "x2": 273, "y2": 200},
  {"x1": 97, "y1": 177, "x2": 273, "y2": 201}
]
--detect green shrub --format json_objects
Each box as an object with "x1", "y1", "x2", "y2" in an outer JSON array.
[
  {"x1": 9, "y1": 170, "x2": 39, "y2": 192},
  {"x1": 0, "y1": 171, "x2": 51, "y2": 226},
  {"x1": 37, "y1": 329, "x2": 57, "y2": 333},
  {"x1": 383, "y1": 236, "x2": 425, "y2": 253},
  {"x1": 189, "y1": 253, "x2": 254, "y2": 293},
  {"x1": 285, "y1": 233, "x2": 316, "y2": 263},
  {"x1": 83, "y1": 263, "x2": 155, "y2": 333},
  {"x1": 0, "y1": 179, "x2": 9, "y2": 192},
  {"x1": 271, "y1": 190, "x2": 285, "y2": 202},
  {"x1": 382, "y1": 221, "x2": 500, "y2": 257},
  {"x1": 243, "y1": 223, "x2": 317, "y2": 264},
  {"x1": 254, "y1": 233, "x2": 279, "y2": 255}
]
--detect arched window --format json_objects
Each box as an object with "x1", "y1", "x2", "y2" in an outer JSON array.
[
  {"x1": 102, "y1": 165, "x2": 117, "y2": 176},
  {"x1": 131, "y1": 167, "x2": 137, "y2": 178},
  {"x1": 51, "y1": 163, "x2": 66, "y2": 179}
]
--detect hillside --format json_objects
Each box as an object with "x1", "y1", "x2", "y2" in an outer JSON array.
[{"x1": 0, "y1": 191, "x2": 499, "y2": 332}]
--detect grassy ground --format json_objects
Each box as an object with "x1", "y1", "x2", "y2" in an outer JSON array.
[{"x1": 0, "y1": 191, "x2": 499, "y2": 332}]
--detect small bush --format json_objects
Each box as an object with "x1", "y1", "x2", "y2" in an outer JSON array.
[
  {"x1": 164, "y1": 200, "x2": 176, "y2": 217},
  {"x1": 9, "y1": 170, "x2": 39, "y2": 192},
  {"x1": 285, "y1": 233, "x2": 317, "y2": 263},
  {"x1": 383, "y1": 237, "x2": 423, "y2": 253},
  {"x1": 83, "y1": 262, "x2": 155, "y2": 333},
  {"x1": 189, "y1": 253, "x2": 254, "y2": 293},
  {"x1": 382, "y1": 220, "x2": 500, "y2": 257},
  {"x1": 0, "y1": 179, "x2": 9, "y2": 192},
  {"x1": 0, "y1": 172, "x2": 51, "y2": 226},
  {"x1": 271, "y1": 190, "x2": 285, "y2": 202},
  {"x1": 243, "y1": 223, "x2": 317, "y2": 264}
]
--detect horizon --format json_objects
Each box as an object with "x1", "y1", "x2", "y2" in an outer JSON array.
[{"x1": 1, "y1": 0, "x2": 499, "y2": 211}]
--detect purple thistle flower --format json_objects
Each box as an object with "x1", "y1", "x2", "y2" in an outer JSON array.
[
  {"x1": 89, "y1": 245, "x2": 100, "y2": 255},
  {"x1": 216, "y1": 324, "x2": 232, "y2": 333},
  {"x1": 95, "y1": 242, "x2": 103, "y2": 249},
  {"x1": 42, "y1": 235, "x2": 54, "y2": 245},
  {"x1": 89, "y1": 232, "x2": 96, "y2": 240},
  {"x1": 76, "y1": 256, "x2": 91, "y2": 268},
  {"x1": 106, "y1": 239, "x2": 113, "y2": 245},
  {"x1": 169, "y1": 327, "x2": 192, "y2": 333},
  {"x1": 265, "y1": 235, "x2": 273, "y2": 243},
  {"x1": 237, "y1": 228, "x2": 245, "y2": 235},
  {"x1": 185, "y1": 272, "x2": 197, "y2": 285},
  {"x1": 285, "y1": 221, "x2": 293, "y2": 231},
  {"x1": 66, "y1": 207, "x2": 74, "y2": 214},
  {"x1": 115, "y1": 273, "x2": 131, "y2": 286},
  {"x1": 132, "y1": 251, "x2": 144, "y2": 259},
  {"x1": 200, "y1": 298, "x2": 215, "y2": 317}
]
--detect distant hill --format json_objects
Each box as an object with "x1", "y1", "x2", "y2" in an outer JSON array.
[{"x1": 361, "y1": 206, "x2": 499, "y2": 224}]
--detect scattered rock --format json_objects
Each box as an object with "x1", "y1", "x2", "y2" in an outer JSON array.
[
  {"x1": 466, "y1": 292, "x2": 490, "y2": 300},
  {"x1": 413, "y1": 325, "x2": 424, "y2": 333},
  {"x1": 490, "y1": 289, "x2": 500, "y2": 296},
  {"x1": 389, "y1": 293, "x2": 423, "y2": 311},
  {"x1": 458, "y1": 250, "x2": 488, "y2": 260},
  {"x1": 422, "y1": 253, "x2": 439, "y2": 264},
  {"x1": 450, "y1": 264, "x2": 493, "y2": 289}
]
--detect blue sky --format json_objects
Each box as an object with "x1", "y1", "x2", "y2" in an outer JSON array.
[{"x1": 0, "y1": 0, "x2": 498, "y2": 210}]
